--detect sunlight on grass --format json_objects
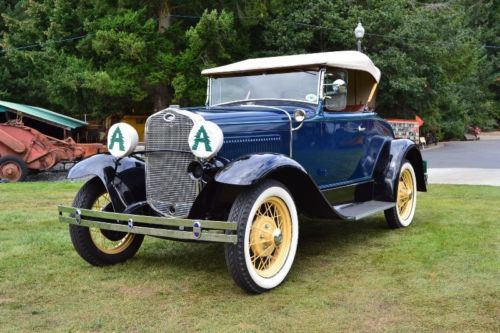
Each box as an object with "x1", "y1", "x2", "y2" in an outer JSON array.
[{"x1": 0, "y1": 182, "x2": 498, "y2": 332}]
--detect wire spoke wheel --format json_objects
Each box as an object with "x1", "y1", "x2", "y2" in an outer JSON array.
[
  {"x1": 225, "y1": 180, "x2": 299, "y2": 293},
  {"x1": 69, "y1": 177, "x2": 144, "y2": 266},
  {"x1": 385, "y1": 161, "x2": 417, "y2": 228},
  {"x1": 249, "y1": 197, "x2": 292, "y2": 278},
  {"x1": 397, "y1": 168, "x2": 415, "y2": 220},
  {"x1": 88, "y1": 193, "x2": 136, "y2": 255}
]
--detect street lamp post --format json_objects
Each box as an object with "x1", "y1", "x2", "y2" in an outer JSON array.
[{"x1": 354, "y1": 22, "x2": 365, "y2": 52}]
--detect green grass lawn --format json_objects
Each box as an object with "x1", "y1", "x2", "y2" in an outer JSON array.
[{"x1": 0, "y1": 182, "x2": 498, "y2": 332}]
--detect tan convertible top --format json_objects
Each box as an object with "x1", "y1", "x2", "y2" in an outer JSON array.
[{"x1": 202, "y1": 51, "x2": 381, "y2": 83}]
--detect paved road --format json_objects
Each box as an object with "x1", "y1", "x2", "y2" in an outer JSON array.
[{"x1": 421, "y1": 139, "x2": 500, "y2": 186}]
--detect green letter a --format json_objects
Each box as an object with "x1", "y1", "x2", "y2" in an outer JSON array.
[
  {"x1": 191, "y1": 125, "x2": 212, "y2": 152},
  {"x1": 108, "y1": 126, "x2": 125, "y2": 151}
]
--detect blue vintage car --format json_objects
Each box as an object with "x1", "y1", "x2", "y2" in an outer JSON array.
[{"x1": 59, "y1": 51, "x2": 427, "y2": 293}]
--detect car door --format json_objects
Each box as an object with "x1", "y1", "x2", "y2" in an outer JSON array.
[{"x1": 293, "y1": 110, "x2": 378, "y2": 188}]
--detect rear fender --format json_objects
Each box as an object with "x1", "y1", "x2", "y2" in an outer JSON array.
[
  {"x1": 373, "y1": 139, "x2": 427, "y2": 202},
  {"x1": 68, "y1": 154, "x2": 145, "y2": 212}
]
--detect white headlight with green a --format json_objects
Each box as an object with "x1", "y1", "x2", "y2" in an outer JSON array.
[
  {"x1": 107, "y1": 122, "x2": 139, "y2": 158},
  {"x1": 188, "y1": 121, "x2": 224, "y2": 159}
]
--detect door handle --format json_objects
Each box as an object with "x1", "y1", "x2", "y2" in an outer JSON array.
[{"x1": 358, "y1": 125, "x2": 366, "y2": 132}]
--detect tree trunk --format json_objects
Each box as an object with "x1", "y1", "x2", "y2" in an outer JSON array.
[
  {"x1": 153, "y1": 85, "x2": 170, "y2": 111},
  {"x1": 158, "y1": 0, "x2": 171, "y2": 33},
  {"x1": 153, "y1": 0, "x2": 171, "y2": 111}
]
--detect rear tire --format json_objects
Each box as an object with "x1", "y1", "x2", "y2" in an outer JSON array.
[
  {"x1": 384, "y1": 161, "x2": 417, "y2": 228},
  {"x1": 224, "y1": 180, "x2": 299, "y2": 293},
  {"x1": 69, "y1": 177, "x2": 144, "y2": 266}
]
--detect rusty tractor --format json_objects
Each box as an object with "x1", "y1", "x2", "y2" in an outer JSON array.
[{"x1": 0, "y1": 122, "x2": 107, "y2": 182}]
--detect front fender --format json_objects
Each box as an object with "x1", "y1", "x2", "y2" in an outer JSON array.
[
  {"x1": 213, "y1": 153, "x2": 340, "y2": 219},
  {"x1": 214, "y1": 153, "x2": 306, "y2": 186},
  {"x1": 68, "y1": 154, "x2": 145, "y2": 212},
  {"x1": 68, "y1": 154, "x2": 143, "y2": 180},
  {"x1": 374, "y1": 139, "x2": 427, "y2": 202}
]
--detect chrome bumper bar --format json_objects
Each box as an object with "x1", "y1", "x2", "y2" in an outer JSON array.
[{"x1": 58, "y1": 206, "x2": 237, "y2": 244}]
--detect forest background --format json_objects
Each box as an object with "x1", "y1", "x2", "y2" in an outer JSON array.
[{"x1": 0, "y1": 0, "x2": 498, "y2": 139}]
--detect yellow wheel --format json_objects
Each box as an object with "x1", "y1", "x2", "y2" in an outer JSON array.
[
  {"x1": 385, "y1": 161, "x2": 417, "y2": 228},
  {"x1": 397, "y1": 166, "x2": 415, "y2": 221},
  {"x1": 69, "y1": 177, "x2": 144, "y2": 266},
  {"x1": 225, "y1": 180, "x2": 298, "y2": 293},
  {"x1": 88, "y1": 193, "x2": 136, "y2": 255},
  {"x1": 249, "y1": 196, "x2": 292, "y2": 278}
]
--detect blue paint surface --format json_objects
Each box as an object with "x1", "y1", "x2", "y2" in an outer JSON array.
[{"x1": 188, "y1": 101, "x2": 394, "y2": 188}]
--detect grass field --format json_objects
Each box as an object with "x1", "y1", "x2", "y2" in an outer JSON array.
[{"x1": 0, "y1": 181, "x2": 498, "y2": 332}]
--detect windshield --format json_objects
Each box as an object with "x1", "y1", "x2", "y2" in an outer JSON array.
[{"x1": 209, "y1": 71, "x2": 320, "y2": 106}]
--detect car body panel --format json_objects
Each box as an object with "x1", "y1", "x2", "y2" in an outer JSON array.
[
  {"x1": 373, "y1": 139, "x2": 427, "y2": 202},
  {"x1": 292, "y1": 109, "x2": 394, "y2": 188}
]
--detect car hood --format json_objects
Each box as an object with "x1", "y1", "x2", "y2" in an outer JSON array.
[
  {"x1": 186, "y1": 106, "x2": 288, "y2": 125},
  {"x1": 182, "y1": 104, "x2": 316, "y2": 160},
  {"x1": 185, "y1": 103, "x2": 317, "y2": 125}
]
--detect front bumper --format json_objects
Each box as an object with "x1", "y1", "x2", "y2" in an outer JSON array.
[{"x1": 58, "y1": 206, "x2": 237, "y2": 244}]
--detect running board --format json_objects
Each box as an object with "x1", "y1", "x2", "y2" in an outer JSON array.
[{"x1": 334, "y1": 201, "x2": 395, "y2": 221}]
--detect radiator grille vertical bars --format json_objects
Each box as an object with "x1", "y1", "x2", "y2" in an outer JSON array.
[{"x1": 145, "y1": 110, "x2": 198, "y2": 217}]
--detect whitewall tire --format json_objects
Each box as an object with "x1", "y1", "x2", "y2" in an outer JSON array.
[
  {"x1": 224, "y1": 180, "x2": 299, "y2": 293},
  {"x1": 384, "y1": 161, "x2": 418, "y2": 228}
]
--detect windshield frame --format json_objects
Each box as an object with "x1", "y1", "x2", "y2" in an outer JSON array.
[{"x1": 207, "y1": 69, "x2": 324, "y2": 107}]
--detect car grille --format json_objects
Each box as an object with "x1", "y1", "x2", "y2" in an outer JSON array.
[{"x1": 145, "y1": 109, "x2": 198, "y2": 217}]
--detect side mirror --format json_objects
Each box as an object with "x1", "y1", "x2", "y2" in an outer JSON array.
[
  {"x1": 324, "y1": 79, "x2": 347, "y2": 111},
  {"x1": 332, "y1": 79, "x2": 347, "y2": 94}
]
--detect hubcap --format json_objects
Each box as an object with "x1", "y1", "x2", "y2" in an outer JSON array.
[
  {"x1": 249, "y1": 196, "x2": 292, "y2": 278},
  {"x1": 0, "y1": 162, "x2": 22, "y2": 182},
  {"x1": 273, "y1": 228, "x2": 283, "y2": 246},
  {"x1": 89, "y1": 193, "x2": 135, "y2": 254},
  {"x1": 397, "y1": 168, "x2": 414, "y2": 220}
]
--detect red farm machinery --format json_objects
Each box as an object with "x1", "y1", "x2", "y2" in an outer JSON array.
[{"x1": 0, "y1": 101, "x2": 106, "y2": 182}]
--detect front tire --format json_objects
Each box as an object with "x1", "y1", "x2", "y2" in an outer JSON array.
[
  {"x1": 225, "y1": 180, "x2": 299, "y2": 293},
  {"x1": 384, "y1": 161, "x2": 417, "y2": 228},
  {"x1": 69, "y1": 177, "x2": 144, "y2": 266}
]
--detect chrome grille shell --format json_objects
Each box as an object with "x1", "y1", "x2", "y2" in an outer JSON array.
[{"x1": 145, "y1": 109, "x2": 199, "y2": 217}]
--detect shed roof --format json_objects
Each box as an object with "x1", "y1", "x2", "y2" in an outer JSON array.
[
  {"x1": 0, "y1": 100, "x2": 87, "y2": 129},
  {"x1": 202, "y1": 51, "x2": 381, "y2": 82}
]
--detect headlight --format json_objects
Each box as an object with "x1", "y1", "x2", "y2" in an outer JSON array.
[
  {"x1": 107, "y1": 122, "x2": 139, "y2": 158},
  {"x1": 188, "y1": 121, "x2": 224, "y2": 159}
]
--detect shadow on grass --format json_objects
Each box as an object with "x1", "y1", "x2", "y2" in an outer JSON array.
[{"x1": 131, "y1": 215, "x2": 391, "y2": 274}]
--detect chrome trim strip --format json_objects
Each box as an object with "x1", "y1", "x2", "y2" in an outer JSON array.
[
  {"x1": 318, "y1": 68, "x2": 326, "y2": 101},
  {"x1": 291, "y1": 121, "x2": 304, "y2": 132},
  {"x1": 319, "y1": 177, "x2": 372, "y2": 191},
  {"x1": 211, "y1": 98, "x2": 319, "y2": 107},
  {"x1": 163, "y1": 107, "x2": 205, "y2": 123},
  {"x1": 206, "y1": 78, "x2": 211, "y2": 107}
]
